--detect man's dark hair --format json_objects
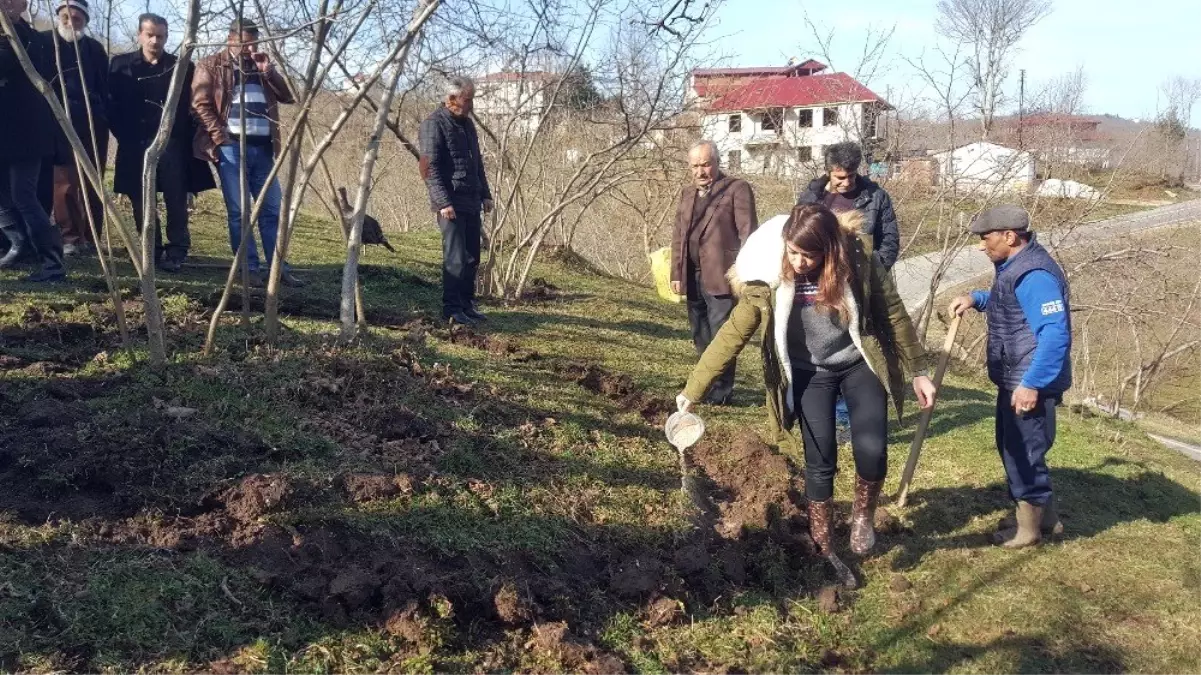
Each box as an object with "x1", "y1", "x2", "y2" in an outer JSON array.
[
  {"x1": 229, "y1": 17, "x2": 259, "y2": 36},
  {"x1": 824, "y1": 141, "x2": 863, "y2": 173},
  {"x1": 138, "y1": 12, "x2": 167, "y2": 31}
]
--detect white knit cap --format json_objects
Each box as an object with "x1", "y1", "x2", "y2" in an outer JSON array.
[{"x1": 56, "y1": 0, "x2": 88, "y2": 19}]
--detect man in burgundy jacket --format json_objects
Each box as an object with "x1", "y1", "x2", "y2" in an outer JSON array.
[{"x1": 670, "y1": 140, "x2": 758, "y2": 404}]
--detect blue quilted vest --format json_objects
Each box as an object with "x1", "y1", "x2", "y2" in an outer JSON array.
[{"x1": 985, "y1": 237, "x2": 1072, "y2": 393}]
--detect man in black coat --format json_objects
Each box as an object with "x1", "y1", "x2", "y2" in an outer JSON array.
[
  {"x1": 109, "y1": 13, "x2": 214, "y2": 271},
  {"x1": 0, "y1": 0, "x2": 67, "y2": 281},
  {"x1": 796, "y1": 141, "x2": 900, "y2": 270},
  {"x1": 45, "y1": 0, "x2": 108, "y2": 256},
  {"x1": 419, "y1": 75, "x2": 493, "y2": 326}
]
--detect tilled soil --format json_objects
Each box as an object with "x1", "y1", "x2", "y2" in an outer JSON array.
[{"x1": 0, "y1": 302, "x2": 827, "y2": 671}]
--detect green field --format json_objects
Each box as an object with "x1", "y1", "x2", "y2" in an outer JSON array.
[{"x1": 1, "y1": 196, "x2": 1198, "y2": 673}]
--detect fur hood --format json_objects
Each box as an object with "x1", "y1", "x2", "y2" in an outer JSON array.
[{"x1": 726, "y1": 209, "x2": 864, "y2": 295}]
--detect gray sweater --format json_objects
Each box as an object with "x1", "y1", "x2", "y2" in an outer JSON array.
[{"x1": 786, "y1": 280, "x2": 862, "y2": 371}]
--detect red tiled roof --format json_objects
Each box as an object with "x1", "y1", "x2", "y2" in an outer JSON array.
[
  {"x1": 707, "y1": 73, "x2": 888, "y2": 111},
  {"x1": 479, "y1": 71, "x2": 557, "y2": 82},
  {"x1": 691, "y1": 60, "x2": 828, "y2": 79}
]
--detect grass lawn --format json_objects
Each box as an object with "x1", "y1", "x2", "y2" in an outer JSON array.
[{"x1": 1, "y1": 195, "x2": 1198, "y2": 673}]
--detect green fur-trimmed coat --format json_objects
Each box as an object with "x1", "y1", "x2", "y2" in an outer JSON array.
[{"x1": 682, "y1": 211, "x2": 930, "y2": 447}]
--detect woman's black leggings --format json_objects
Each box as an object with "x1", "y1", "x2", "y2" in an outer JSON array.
[{"x1": 793, "y1": 359, "x2": 889, "y2": 501}]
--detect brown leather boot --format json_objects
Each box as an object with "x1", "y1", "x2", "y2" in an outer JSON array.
[
  {"x1": 850, "y1": 476, "x2": 884, "y2": 555},
  {"x1": 994, "y1": 501, "x2": 1043, "y2": 548},
  {"x1": 808, "y1": 498, "x2": 857, "y2": 589}
]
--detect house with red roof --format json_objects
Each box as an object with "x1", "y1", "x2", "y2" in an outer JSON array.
[
  {"x1": 475, "y1": 70, "x2": 560, "y2": 134},
  {"x1": 692, "y1": 60, "x2": 891, "y2": 176}
]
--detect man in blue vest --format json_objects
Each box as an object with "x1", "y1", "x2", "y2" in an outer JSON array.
[{"x1": 949, "y1": 204, "x2": 1071, "y2": 549}]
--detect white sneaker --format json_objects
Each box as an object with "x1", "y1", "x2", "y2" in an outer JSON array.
[{"x1": 62, "y1": 243, "x2": 79, "y2": 257}]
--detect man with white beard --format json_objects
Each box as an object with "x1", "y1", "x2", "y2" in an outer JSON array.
[{"x1": 43, "y1": 0, "x2": 109, "y2": 256}]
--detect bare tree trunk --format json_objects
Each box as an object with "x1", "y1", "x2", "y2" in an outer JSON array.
[
  {"x1": 136, "y1": 0, "x2": 203, "y2": 364},
  {"x1": 340, "y1": 0, "x2": 439, "y2": 339}
]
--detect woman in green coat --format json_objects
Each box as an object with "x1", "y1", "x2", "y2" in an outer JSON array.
[{"x1": 677, "y1": 204, "x2": 936, "y2": 586}]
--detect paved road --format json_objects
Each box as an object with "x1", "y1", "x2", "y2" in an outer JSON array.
[
  {"x1": 1147, "y1": 434, "x2": 1201, "y2": 463},
  {"x1": 893, "y1": 199, "x2": 1201, "y2": 313}
]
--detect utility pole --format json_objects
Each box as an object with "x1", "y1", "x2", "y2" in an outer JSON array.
[{"x1": 1018, "y1": 68, "x2": 1026, "y2": 150}]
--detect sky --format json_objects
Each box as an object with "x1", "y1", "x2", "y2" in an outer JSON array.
[{"x1": 706, "y1": 0, "x2": 1201, "y2": 122}]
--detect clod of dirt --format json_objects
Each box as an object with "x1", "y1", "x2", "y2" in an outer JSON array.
[
  {"x1": 329, "y1": 567, "x2": 380, "y2": 610},
  {"x1": 582, "y1": 653, "x2": 627, "y2": 674},
  {"x1": 218, "y1": 474, "x2": 291, "y2": 522},
  {"x1": 890, "y1": 575, "x2": 913, "y2": 593},
  {"x1": 529, "y1": 621, "x2": 570, "y2": 652},
  {"x1": 874, "y1": 506, "x2": 902, "y2": 534},
  {"x1": 645, "y1": 596, "x2": 682, "y2": 627},
  {"x1": 927, "y1": 623, "x2": 942, "y2": 638},
  {"x1": 17, "y1": 398, "x2": 82, "y2": 428},
  {"x1": 816, "y1": 585, "x2": 840, "y2": 614},
  {"x1": 608, "y1": 558, "x2": 663, "y2": 598},
  {"x1": 693, "y1": 432, "x2": 798, "y2": 539},
  {"x1": 672, "y1": 544, "x2": 710, "y2": 575},
  {"x1": 384, "y1": 601, "x2": 425, "y2": 643},
  {"x1": 494, "y1": 583, "x2": 533, "y2": 625},
  {"x1": 820, "y1": 649, "x2": 844, "y2": 669},
  {"x1": 342, "y1": 473, "x2": 403, "y2": 503}
]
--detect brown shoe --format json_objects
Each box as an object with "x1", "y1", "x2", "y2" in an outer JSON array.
[
  {"x1": 997, "y1": 494, "x2": 1063, "y2": 535},
  {"x1": 808, "y1": 498, "x2": 857, "y2": 589},
  {"x1": 850, "y1": 476, "x2": 884, "y2": 555},
  {"x1": 994, "y1": 501, "x2": 1043, "y2": 548}
]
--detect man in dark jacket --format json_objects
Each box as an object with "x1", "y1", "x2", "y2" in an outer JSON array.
[
  {"x1": 419, "y1": 75, "x2": 493, "y2": 325},
  {"x1": 669, "y1": 140, "x2": 758, "y2": 405},
  {"x1": 950, "y1": 205, "x2": 1072, "y2": 549},
  {"x1": 797, "y1": 141, "x2": 900, "y2": 269},
  {"x1": 110, "y1": 13, "x2": 214, "y2": 272},
  {"x1": 0, "y1": 0, "x2": 67, "y2": 281},
  {"x1": 45, "y1": 0, "x2": 109, "y2": 256},
  {"x1": 192, "y1": 17, "x2": 302, "y2": 287}
]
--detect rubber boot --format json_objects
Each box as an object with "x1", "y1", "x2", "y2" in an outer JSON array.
[
  {"x1": 808, "y1": 498, "x2": 857, "y2": 589},
  {"x1": 850, "y1": 476, "x2": 884, "y2": 555},
  {"x1": 997, "y1": 494, "x2": 1063, "y2": 536},
  {"x1": 994, "y1": 501, "x2": 1043, "y2": 548},
  {"x1": 0, "y1": 227, "x2": 30, "y2": 269}
]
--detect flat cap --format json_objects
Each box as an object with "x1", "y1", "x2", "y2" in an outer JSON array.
[{"x1": 969, "y1": 204, "x2": 1030, "y2": 235}]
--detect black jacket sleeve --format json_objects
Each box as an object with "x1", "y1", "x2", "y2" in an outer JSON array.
[
  {"x1": 419, "y1": 116, "x2": 452, "y2": 211},
  {"x1": 873, "y1": 189, "x2": 900, "y2": 270}
]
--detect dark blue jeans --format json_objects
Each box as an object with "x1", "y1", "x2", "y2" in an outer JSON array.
[
  {"x1": 438, "y1": 210, "x2": 482, "y2": 318},
  {"x1": 216, "y1": 143, "x2": 282, "y2": 273},
  {"x1": 995, "y1": 388, "x2": 1058, "y2": 505},
  {"x1": 0, "y1": 157, "x2": 64, "y2": 272}
]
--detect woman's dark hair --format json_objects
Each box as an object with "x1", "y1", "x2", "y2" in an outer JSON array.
[
  {"x1": 781, "y1": 204, "x2": 852, "y2": 322},
  {"x1": 824, "y1": 141, "x2": 863, "y2": 173}
]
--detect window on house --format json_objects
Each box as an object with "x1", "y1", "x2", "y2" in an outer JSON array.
[
  {"x1": 797, "y1": 146, "x2": 813, "y2": 162},
  {"x1": 728, "y1": 150, "x2": 742, "y2": 173},
  {"x1": 863, "y1": 107, "x2": 879, "y2": 138},
  {"x1": 824, "y1": 107, "x2": 839, "y2": 126},
  {"x1": 798, "y1": 109, "x2": 813, "y2": 128},
  {"x1": 761, "y1": 107, "x2": 783, "y2": 132},
  {"x1": 728, "y1": 114, "x2": 742, "y2": 133}
]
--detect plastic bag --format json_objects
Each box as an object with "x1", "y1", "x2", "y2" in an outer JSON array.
[{"x1": 649, "y1": 246, "x2": 683, "y2": 303}]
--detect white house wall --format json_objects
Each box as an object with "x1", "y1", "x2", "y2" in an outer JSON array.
[
  {"x1": 701, "y1": 103, "x2": 872, "y2": 176},
  {"x1": 932, "y1": 142, "x2": 1036, "y2": 194}
]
